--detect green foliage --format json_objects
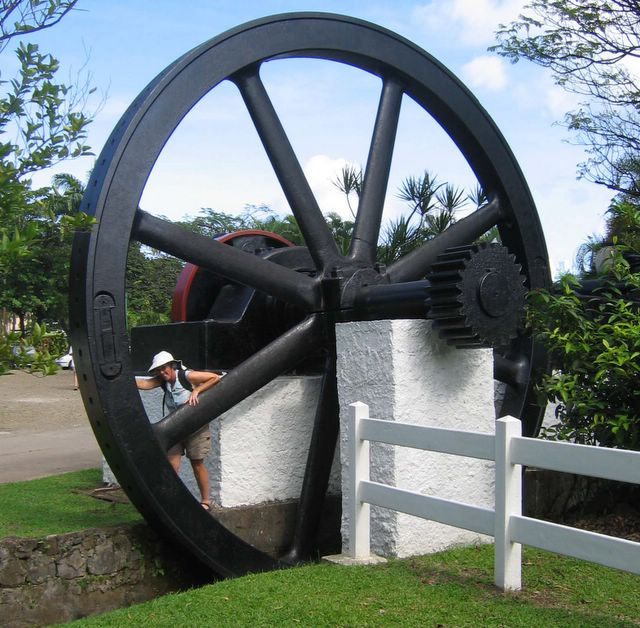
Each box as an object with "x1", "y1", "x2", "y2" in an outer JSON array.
[
  {"x1": 527, "y1": 257, "x2": 640, "y2": 449},
  {"x1": 0, "y1": 321, "x2": 66, "y2": 375},
  {"x1": 397, "y1": 170, "x2": 443, "y2": 221},
  {"x1": 605, "y1": 199, "x2": 640, "y2": 252},
  {"x1": 179, "y1": 204, "x2": 350, "y2": 251},
  {"x1": 575, "y1": 196, "x2": 640, "y2": 276},
  {"x1": 0, "y1": 218, "x2": 38, "y2": 272},
  {"x1": 0, "y1": 2, "x2": 78, "y2": 53},
  {"x1": 1, "y1": 2, "x2": 93, "y2": 180},
  {"x1": 125, "y1": 242, "x2": 183, "y2": 328},
  {"x1": 0, "y1": 2, "x2": 95, "y2": 375},
  {"x1": 377, "y1": 214, "x2": 421, "y2": 265},
  {"x1": 0, "y1": 174, "x2": 93, "y2": 336},
  {"x1": 332, "y1": 163, "x2": 361, "y2": 218},
  {"x1": 177, "y1": 207, "x2": 249, "y2": 238},
  {"x1": 2, "y1": 41, "x2": 93, "y2": 175},
  {"x1": 324, "y1": 211, "x2": 353, "y2": 256},
  {"x1": 534, "y1": 183, "x2": 640, "y2": 450},
  {"x1": 242, "y1": 204, "x2": 304, "y2": 245},
  {"x1": 334, "y1": 164, "x2": 491, "y2": 265},
  {"x1": 492, "y1": 1, "x2": 640, "y2": 198}
]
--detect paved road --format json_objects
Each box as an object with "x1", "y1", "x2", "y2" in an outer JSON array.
[
  {"x1": 0, "y1": 369, "x2": 102, "y2": 484},
  {"x1": 0, "y1": 425, "x2": 101, "y2": 483}
]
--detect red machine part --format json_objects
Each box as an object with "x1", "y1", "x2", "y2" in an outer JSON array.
[{"x1": 171, "y1": 230, "x2": 295, "y2": 322}]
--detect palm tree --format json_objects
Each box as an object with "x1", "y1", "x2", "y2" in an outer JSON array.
[
  {"x1": 49, "y1": 173, "x2": 85, "y2": 216},
  {"x1": 377, "y1": 215, "x2": 421, "y2": 265},
  {"x1": 396, "y1": 171, "x2": 442, "y2": 225},
  {"x1": 332, "y1": 164, "x2": 362, "y2": 219}
]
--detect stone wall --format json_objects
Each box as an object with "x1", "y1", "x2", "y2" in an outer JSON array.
[{"x1": 0, "y1": 524, "x2": 208, "y2": 628}]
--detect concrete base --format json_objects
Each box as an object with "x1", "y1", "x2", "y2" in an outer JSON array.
[
  {"x1": 106, "y1": 321, "x2": 496, "y2": 562},
  {"x1": 322, "y1": 553, "x2": 387, "y2": 566},
  {"x1": 209, "y1": 375, "x2": 341, "y2": 507},
  {"x1": 336, "y1": 320, "x2": 496, "y2": 558},
  {"x1": 111, "y1": 376, "x2": 341, "y2": 507},
  {"x1": 211, "y1": 495, "x2": 341, "y2": 558}
]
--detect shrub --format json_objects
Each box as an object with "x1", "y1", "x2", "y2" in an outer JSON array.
[{"x1": 527, "y1": 254, "x2": 640, "y2": 450}]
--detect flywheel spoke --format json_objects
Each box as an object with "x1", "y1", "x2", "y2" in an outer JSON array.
[
  {"x1": 132, "y1": 209, "x2": 319, "y2": 311},
  {"x1": 282, "y1": 351, "x2": 339, "y2": 563},
  {"x1": 349, "y1": 79, "x2": 403, "y2": 264},
  {"x1": 387, "y1": 198, "x2": 504, "y2": 283},
  {"x1": 232, "y1": 67, "x2": 341, "y2": 271},
  {"x1": 153, "y1": 314, "x2": 325, "y2": 450}
]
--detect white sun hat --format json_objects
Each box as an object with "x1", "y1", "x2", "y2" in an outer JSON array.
[{"x1": 148, "y1": 350, "x2": 182, "y2": 373}]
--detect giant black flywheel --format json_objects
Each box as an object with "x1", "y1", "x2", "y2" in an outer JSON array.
[{"x1": 70, "y1": 13, "x2": 550, "y2": 577}]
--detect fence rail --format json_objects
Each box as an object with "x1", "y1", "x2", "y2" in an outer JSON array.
[{"x1": 345, "y1": 401, "x2": 640, "y2": 590}]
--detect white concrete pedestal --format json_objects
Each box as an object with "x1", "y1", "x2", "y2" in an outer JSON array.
[
  {"x1": 114, "y1": 376, "x2": 341, "y2": 506},
  {"x1": 209, "y1": 375, "x2": 340, "y2": 507},
  {"x1": 106, "y1": 319, "x2": 496, "y2": 561},
  {"x1": 335, "y1": 320, "x2": 496, "y2": 558}
]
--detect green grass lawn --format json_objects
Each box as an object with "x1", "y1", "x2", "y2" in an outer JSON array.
[
  {"x1": 2, "y1": 471, "x2": 638, "y2": 626},
  {"x1": 0, "y1": 468, "x2": 141, "y2": 537},
  {"x1": 63, "y1": 544, "x2": 639, "y2": 627}
]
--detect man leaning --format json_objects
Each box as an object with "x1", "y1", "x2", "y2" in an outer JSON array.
[{"x1": 136, "y1": 350, "x2": 220, "y2": 510}]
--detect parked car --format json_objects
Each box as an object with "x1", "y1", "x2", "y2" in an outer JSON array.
[
  {"x1": 11, "y1": 345, "x2": 36, "y2": 358},
  {"x1": 10, "y1": 344, "x2": 36, "y2": 368},
  {"x1": 55, "y1": 350, "x2": 74, "y2": 370}
]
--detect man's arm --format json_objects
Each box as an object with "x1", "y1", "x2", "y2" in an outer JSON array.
[
  {"x1": 135, "y1": 376, "x2": 161, "y2": 390},
  {"x1": 185, "y1": 370, "x2": 221, "y2": 405}
]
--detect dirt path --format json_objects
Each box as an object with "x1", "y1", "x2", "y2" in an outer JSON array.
[{"x1": 0, "y1": 369, "x2": 102, "y2": 483}]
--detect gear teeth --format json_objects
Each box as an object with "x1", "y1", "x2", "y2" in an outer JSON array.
[{"x1": 427, "y1": 243, "x2": 526, "y2": 349}]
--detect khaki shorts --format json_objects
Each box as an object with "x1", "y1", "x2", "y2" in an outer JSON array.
[{"x1": 167, "y1": 425, "x2": 211, "y2": 460}]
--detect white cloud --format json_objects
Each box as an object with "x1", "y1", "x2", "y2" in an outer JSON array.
[
  {"x1": 622, "y1": 55, "x2": 640, "y2": 82},
  {"x1": 413, "y1": 0, "x2": 526, "y2": 47},
  {"x1": 461, "y1": 55, "x2": 508, "y2": 91},
  {"x1": 535, "y1": 181, "x2": 609, "y2": 276},
  {"x1": 97, "y1": 95, "x2": 130, "y2": 120},
  {"x1": 544, "y1": 84, "x2": 580, "y2": 118},
  {"x1": 303, "y1": 154, "x2": 356, "y2": 220}
]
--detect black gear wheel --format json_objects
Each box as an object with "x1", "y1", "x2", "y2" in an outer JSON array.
[
  {"x1": 70, "y1": 13, "x2": 551, "y2": 576},
  {"x1": 427, "y1": 244, "x2": 526, "y2": 348}
]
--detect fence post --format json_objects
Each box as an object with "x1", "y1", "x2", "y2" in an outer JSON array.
[
  {"x1": 494, "y1": 416, "x2": 522, "y2": 591},
  {"x1": 346, "y1": 401, "x2": 371, "y2": 559}
]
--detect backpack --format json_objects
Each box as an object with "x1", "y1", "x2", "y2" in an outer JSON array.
[{"x1": 160, "y1": 368, "x2": 192, "y2": 414}]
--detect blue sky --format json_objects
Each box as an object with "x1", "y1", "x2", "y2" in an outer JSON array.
[{"x1": 15, "y1": 0, "x2": 614, "y2": 275}]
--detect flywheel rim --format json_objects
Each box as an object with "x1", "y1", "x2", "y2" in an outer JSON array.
[{"x1": 71, "y1": 12, "x2": 550, "y2": 576}]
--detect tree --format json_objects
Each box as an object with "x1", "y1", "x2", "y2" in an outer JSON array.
[
  {"x1": 0, "y1": 1, "x2": 78, "y2": 52},
  {"x1": 492, "y1": 1, "x2": 640, "y2": 198},
  {"x1": 332, "y1": 164, "x2": 361, "y2": 219},
  {"x1": 0, "y1": 1, "x2": 95, "y2": 373},
  {"x1": 241, "y1": 204, "x2": 304, "y2": 245},
  {"x1": 177, "y1": 207, "x2": 249, "y2": 239},
  {"x1": 526, "y1": 180, "x2": 640, "y2": 450},
  {"x1": 527, "y1": 261, "x2": 640, "y2": 450},
  {"x1": 334, "y1": 165, "x2": 491, "y2": 265},
  {"x1": 125, "y1": 242, "x2": 183, "y2": 328},
  {"x1": 575, "y1": 197, "x2": 640, "y2": 276},
  {"x1": 1, "y1": 6, "x2": 93, "y2": 181}
]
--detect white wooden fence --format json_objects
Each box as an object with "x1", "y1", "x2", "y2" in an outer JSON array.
[{"x1": 345, "y1": 401, "x2": 640, "y2": 590}]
